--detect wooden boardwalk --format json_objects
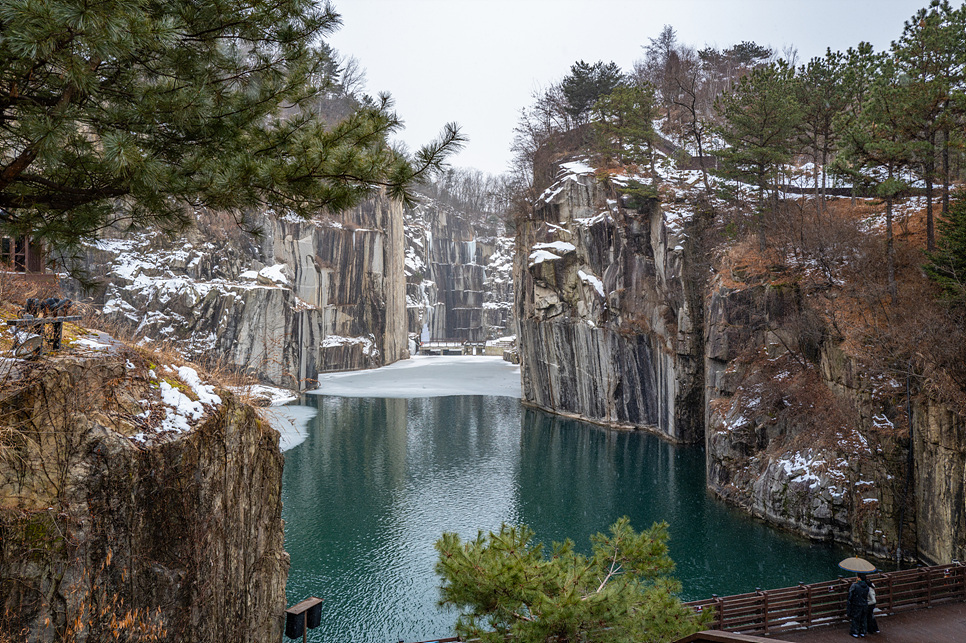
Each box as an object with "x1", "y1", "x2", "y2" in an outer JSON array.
[
  {"x1": 764, "y1": 600, "x2": 966, "y2": 642},
  {"x1": 684, "y1": 562, "x2": 966, "y2": 637}
]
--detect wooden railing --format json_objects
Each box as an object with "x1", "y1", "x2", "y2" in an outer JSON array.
[{"x1": 684, "y1": 562, "x2": 966, "y2": 636}]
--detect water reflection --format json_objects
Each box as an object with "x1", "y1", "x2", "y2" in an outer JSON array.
[
  {"x1": 515, "y1": 411, "x2": 851, "y2": 598},
  {"x1": 282, "y1": 396, "x2": 850, "y2": 643}
]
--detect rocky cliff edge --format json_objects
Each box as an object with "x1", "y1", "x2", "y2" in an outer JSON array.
[{"x1": 0, "y1": 325, "x2": 287, "y2": 642}]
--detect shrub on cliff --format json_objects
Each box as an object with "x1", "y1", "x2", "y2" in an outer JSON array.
[{"x1": 435, "y1": 517, "x2": 710, "y2": 643}]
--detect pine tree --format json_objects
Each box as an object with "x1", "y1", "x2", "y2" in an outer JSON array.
[
  {"x1": 561, "y1": 60, "x2": 624, "y2": 126},
  {"x1": 834, "y1": 54, "x2": 915, "y2": 299},
  {"x1": 892, "y1": 0, "x2": 966, "y2": 250},
  {"x1": 724, "y1": 41, "x2": 773, "y2": 66},
  {"x1": 0, "y1": 0, "x2": 463, "y2": 252},
  {"x1": 435, "y1": 517, "x2": 711, "y2": 643},
  {"x1": 795, "y1": 50, "x2": 849, "y2": 218},
  {"x1": 714, "y1": 61, "x2": 802, "y2": 249},
  {"x1": 925, "y1": 194, "x2": 966, "y2": 306},
  {"x1": 592, "y1": 83, "x2": 658, "y2": 168}
]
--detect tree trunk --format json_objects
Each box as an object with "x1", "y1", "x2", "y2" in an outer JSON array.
[
  {"x1": 821, "y1": 145, "x2": 829, "y2": 218},
  {"x1": 693, "y1": 124, "x2": 714, "y2": 213},
  {"x1": 942, "y1": 127, "x2": 950, "y2": 216},
  {"x1": 886, "y1": 172, "x2": 897, "y2": 300},
  {"x1": 925, "y1": 154, "x2": 935, "y2": 252},
  {"x1": 758, "y1": 179, "x2": 767, "y2": 253},
  {"x1": 813, "y1": 143, "x2": 822, "y2": 219}
]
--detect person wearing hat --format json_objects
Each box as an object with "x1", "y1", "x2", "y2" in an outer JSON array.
[{"x1": 846, "y1": 573, "x2": 870, "y2": 637}]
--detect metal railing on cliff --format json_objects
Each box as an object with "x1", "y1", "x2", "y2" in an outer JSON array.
[{"x1": 683, "y1": 561, "x2": 966, "y2": 636}]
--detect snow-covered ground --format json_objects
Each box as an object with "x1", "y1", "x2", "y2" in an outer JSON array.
[{"x1": 309, "y1": 355, "x2": 522, "y2": 399}]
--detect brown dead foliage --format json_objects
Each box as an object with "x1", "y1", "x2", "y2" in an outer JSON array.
[
  {"x1": 718, "y1": 192, "x2": 966, "y2": 413},
  {"x1": 727, "y1": 347, "x2": 857, "y2": 454}
]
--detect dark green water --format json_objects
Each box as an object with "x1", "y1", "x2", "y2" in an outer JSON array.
[{"x1": 282, "y1": 395, "x2": 851, "y2": 642}]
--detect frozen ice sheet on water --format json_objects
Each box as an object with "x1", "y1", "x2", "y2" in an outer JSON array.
[
  {"x1": 309, "y1": 355, "x2": 522, "y2": 399},
  {"x1": 261, "y1": 405, "x2": 317, "y2": 452}
]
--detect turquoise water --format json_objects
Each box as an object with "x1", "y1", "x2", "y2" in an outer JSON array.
[{"x1": 281, "y1": 395, "x2": 851, "y2": 642}]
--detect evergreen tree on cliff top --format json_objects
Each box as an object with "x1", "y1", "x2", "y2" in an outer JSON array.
[
  {"x1": 435, "y1": 517, "x2": 711, "y2": 643},
  {"x1": 593, "y1": 83, "x2": 658, "y2": 168},
  {"x1": 714, "y1": 61, "x2": 801, "y2": 250},
  {"x1": 561, "y1": 60, "x2": 623, "y2": 126},
  {"x1": 0, "y1": 0, "x2": 463, "y2": 253}
]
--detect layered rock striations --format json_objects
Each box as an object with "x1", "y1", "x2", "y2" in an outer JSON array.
[
  {"x1": 911, "y1": 396, "x2": 966, "y2": 563},
  {"x1": 703, "y1": 279, "x2": 890, "y2": 552},
  {"x1": 0, "y1": 349, "x2": 287, "y2": 641},
  {"x1": 514, "y1": 161, "x2": 705, "y2": 442},
  {"x1": 405, "y1": 199, "x2": 514, "y2": 343},
  {"x1": 517, "y1": 155, "x2": 966, "y2": 562},
  {"x1": 82, "y1": 195, "x2": 408, "y2": 390},
  {"x1": 704, "y1": 274, "x2": 966, "y2": 561}
]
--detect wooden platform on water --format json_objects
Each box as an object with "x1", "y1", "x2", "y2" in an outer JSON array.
[{"x1": 417, "y1": 339, "x2": 509, "y2": 356}]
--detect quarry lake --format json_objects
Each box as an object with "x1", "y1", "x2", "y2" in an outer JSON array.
[{"x1": 280, "y1": 389, "x2": 852, "y2": 643}]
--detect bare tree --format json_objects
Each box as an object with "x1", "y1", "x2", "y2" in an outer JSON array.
[
  {"x1": 670, "y1": 46, "x2": 716, "y2": 204},
  {"x1": 641, "y1": 24, "x2": 681, "y2": 120}
]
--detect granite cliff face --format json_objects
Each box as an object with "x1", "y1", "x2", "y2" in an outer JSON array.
[
  {"x1": 0, "y1": 350, "x2": 287, "y2": 641},
  {"x1": 704, "y1": 275, "x2": 966, "y2": 562},
  {"x1": 912, "y1": 396, "x2": 966, "y2": 563},
  {"x1": 516, "y1": 156, "x2": 966, "y2": 562},
  {"x1": 83, "y1": 195, "x2": 408, "y2": 390},
  {"x1": 703, "y1": 280, "x2": 895, "y2": 553},
  {"x1": 404, "y1": 199, "x2": 513, "y2": 343},
  {"x1": 513, "y1": 161, "x2": 704, "y2": 442}
]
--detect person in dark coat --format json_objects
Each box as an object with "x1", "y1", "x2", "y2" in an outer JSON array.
[{"x1": 846, "y1": 574, "x2": 870, "y2": 637}]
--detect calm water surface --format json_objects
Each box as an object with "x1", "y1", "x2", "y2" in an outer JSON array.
[{"x1": 282, "y1": 395, "x2": 851, "y2": 642}]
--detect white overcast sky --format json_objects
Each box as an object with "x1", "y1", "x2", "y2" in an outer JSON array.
[{"x1": 328, "y1": 0, "x2": 934, "y2": 176}]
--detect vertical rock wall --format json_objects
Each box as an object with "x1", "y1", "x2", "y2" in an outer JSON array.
[
  {"x1": 405, "y1": 201, "x2": 514, "y2": 342},
  {"x1": 0, "y1": 357, "x2": 287, "y2": 642},
  {"x1": 84, "y1": 193, "x2": 408, "y2": 390},
  {"x1": 513, "y1": 163, "x2": 704, "y2": 442},
  {"x1": 703, "y1": 282, "x2": 882, "y2": 548},
  {"x1": 704, "y1": 276, "x2": 966, "y2": 562},
  {"x1": 910, "y1": 398, "x2": 966, "y2": 563},
  {"x1": 515, "y1": 157, "x2": 966, "y2": 561},
  {"x1": 266, "y1": 196, "x2": 408, "y2": 374}
]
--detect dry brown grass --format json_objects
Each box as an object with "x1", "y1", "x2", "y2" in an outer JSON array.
[{"x1": 0, "y1": 269, "x2": 263, "y2": 413}]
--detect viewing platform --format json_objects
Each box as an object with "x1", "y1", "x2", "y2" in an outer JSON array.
[
  {"x1": 401, "y1": 563, "x2": 966, "y2": 643},
  {"x1": 678, "y1": 561, "x2": 966, "y2": 643}
]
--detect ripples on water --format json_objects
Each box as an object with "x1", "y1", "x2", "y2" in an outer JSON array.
[{"x1": 282, "y1": 395, "x2": 850, "y2": 643}]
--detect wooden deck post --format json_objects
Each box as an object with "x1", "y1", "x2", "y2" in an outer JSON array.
[
  {"x1": 887, "y1": 574, "x2": 894, "y2": 613},
  {"x1": 761, "y1": 589, "x2": 769, "y2": 633},
  {"x1": 803, "y1": 583, "x2": 812, "y2": 628}
]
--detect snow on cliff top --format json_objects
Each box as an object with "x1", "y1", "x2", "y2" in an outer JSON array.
[
  {"x1": 537, "y1": 158, "x2": 597, "y2": 205},
  {"x1": 95, "y1": 233, "x2": 300, "y2": 320},
  {"x1": 129, "y1": 364, "x2": 223, "y2": 445}
]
